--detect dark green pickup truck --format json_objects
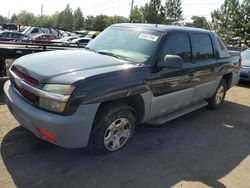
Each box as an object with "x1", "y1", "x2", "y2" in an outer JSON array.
[{"x1": 4, "y1": 24, "x2": 241, "y2": 153}]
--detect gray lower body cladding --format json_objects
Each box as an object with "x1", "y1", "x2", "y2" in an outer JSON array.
[{"x1": 4, "y1": 80, "x2": 100, "y2": 148}]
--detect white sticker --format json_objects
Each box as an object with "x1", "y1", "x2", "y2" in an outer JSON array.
[{"x1": 139, "y1": 33, "x2": 159, "y2": 42}]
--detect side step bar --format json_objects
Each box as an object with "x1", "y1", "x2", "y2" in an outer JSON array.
[{"x1": 147, "y1": 101, "x2": 208, "y2": 125}]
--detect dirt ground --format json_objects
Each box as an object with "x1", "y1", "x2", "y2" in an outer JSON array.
[{"x1": 0, "y1": 79, "x2": 249, "y2": 188}]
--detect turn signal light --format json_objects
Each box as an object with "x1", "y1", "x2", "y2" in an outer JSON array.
[{"x1": 38, "y1": 128, "x2": 57, "y2": 143}]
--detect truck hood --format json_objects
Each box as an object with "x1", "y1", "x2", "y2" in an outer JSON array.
[{"x1": 13, "y1": 50, "x2": 138, "y2": 84}]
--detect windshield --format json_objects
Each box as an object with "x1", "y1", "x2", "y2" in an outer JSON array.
[
  {"x1": 241, "y1": 50, "x2": 250, "y2": 66},
  {"x1": 87, "y1": 26, "x2": 162, "y2": 63}
]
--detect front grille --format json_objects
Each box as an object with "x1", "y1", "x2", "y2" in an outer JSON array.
[
  {"x1": 10, "y1": 66, "x2": 39, "y2": 105},
  {"x1": 11, "y1": 66, "x2": 39, "y2": 86}
]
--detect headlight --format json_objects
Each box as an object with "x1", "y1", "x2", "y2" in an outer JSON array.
[
  {"x1": 39, "y1": 84, "x2": 75, "y2": 113},
  {"x1": 42, "y1": 84, "x2": 75, "y2": 95},
  {"x1": 39, "y1": 97, "x2": 66, "y2": 113}
]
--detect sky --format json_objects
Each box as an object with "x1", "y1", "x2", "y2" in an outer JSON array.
[{"x1": 0, "y1": 0, "x2": 225, "y2": 21}]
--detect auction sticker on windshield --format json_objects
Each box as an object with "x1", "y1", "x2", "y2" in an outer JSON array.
[{"x1": 139, "y1": 33, "x2": 159, "y2": 41}]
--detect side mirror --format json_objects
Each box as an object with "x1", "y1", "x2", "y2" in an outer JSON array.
[{"x1": 160, "y1": 55, "x2": 184, "y2": 69}]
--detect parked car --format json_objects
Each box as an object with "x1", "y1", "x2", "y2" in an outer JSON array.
[
  {"x1": 0, "y1": 31, "x2": 29, "y2": 42},
  {"x1": 68, "y1": 37, "x2": 93, "y2": 46},
  {"x1": 31, "y1": 34, "x2": 56, "y2": 43},
  {"x1": 4, "y1": 24, "x2": 241, "y2": 154},
  {"x1": 240, "y1": 49, "x2": 250, "y2": 81},
  {"x1": 68, "y1": 32, "x2": 100, "y2": 46},
  {"x1": 51, "y1": 36, "x2": 80, "y2": 45}
]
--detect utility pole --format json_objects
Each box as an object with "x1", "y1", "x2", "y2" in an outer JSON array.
[
  {"x1": 130, "y1": 0, "x2": 134, "y2": 22},
  {"x1": 40, "y1": 4, "x2": 43, "y2": 26}
]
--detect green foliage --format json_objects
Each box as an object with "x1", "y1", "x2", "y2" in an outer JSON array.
[
  {"x1": 92, "y1": 15, "x2": 109, "y2": 31},
  {"x1": 0, "y1": 5, "x2": 129, "y2": 32},
  {"x1": 211, "y1": 0, "x2": 242, "y2": 42},
  {"x1": 0, "y1": 0, "x2": 248, "y2": 45},
  {"x1": 185, "y1": 16, "x2": 210, "y2": 29},
  {"x1": 57, "y1": 4, "x2": 74, "y2": 31},
  {"x1": 84, "y1": 15, "x2": 129, "y2": 31},
  {"x1": 130, "y1": 6, "x2": 144, "y2": 23},
  {"x1": 16, "y1": 11, "x2": 37, "y2": 26},
  {"x1": 165, "y1": 0, "x2": 184, "y2": 24},
  {"x1": 0, "y1": 15, "x2": 7, "y2": 24},
  {"x1": 238, "y1": 0, "x2": 250, "y2": 43},
  {"x1": 74, "y1": 7, "x2": 85, "y2": 30},
  {"x1": 141, "y1": 0, "x2": 165, "y2": 24}
]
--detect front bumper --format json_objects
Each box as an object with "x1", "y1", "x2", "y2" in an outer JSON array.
[{"x1": 4, "y1": 80, "x2": 100, "y2": 148}]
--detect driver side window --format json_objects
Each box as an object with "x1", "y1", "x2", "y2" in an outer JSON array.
[{"x1": 162, "y1": 33, "x2": 192, "y2": 63}]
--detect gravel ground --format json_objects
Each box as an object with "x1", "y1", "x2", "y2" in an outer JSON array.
[{"x1": 0, "y1": 79, "x2": 249, "y2": 188}]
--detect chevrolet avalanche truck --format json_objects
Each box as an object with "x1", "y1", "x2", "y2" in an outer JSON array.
[{"x1": 4, "y1": 24, "x2": 241, "y2": 153}]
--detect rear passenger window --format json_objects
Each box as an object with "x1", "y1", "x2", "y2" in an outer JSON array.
[
  {"x1": 163, "y1": 33, "x2": 192, "y2": 62},
  {"x1": 190, "y1": 34, "x2": 214, "y2": 60}
]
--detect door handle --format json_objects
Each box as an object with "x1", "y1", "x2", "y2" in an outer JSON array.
[
  {"x1": 189, "y1": 71, "x2": 195, "y2": 76},
  {"x1": 210, "y1": 66, "x2": 216, "y2": 71}
]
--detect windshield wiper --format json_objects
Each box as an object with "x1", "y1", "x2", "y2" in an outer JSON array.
[
  {"x1": 97, "y1": 51, "x2": 129, "y2": 61},
  {"x1": 84, "y1": 47, "x2": 96, "y2": 52}
]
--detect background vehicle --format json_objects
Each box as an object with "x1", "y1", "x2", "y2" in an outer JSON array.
[
  {"x1": 51, "y1": 35, "x2": 79, "y2": 45},
  {"x1": 31, "y1": 33, "x2": 57, "y2": 43},
  {"x1": 69, "y1": 37, "x2": 93, "y2": 46},
  {"x1": 4, "y1": 24, "x2": 241, "y2": 154},
  {"x1": 0, "y1": 31, "x2": 29, "y2": 42},
  {"x1": 240, "y1": 49, "x2": 250, "y2": 81}
]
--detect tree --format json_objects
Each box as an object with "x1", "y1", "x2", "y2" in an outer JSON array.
[
  {"x1": 10, "y1": 14, "x2": 17, "y2": 23},
  {"x1": 211, "y1": 0, "x2": 241, "y2": 42},
  {"x1": 92, "y1": 14, "x2": 109, "y2": 31},
  {"x1": 74, "y1": 7, "x2": 84, "y2": 31},
  {"x1": 141, "y1": 0, "x2": 165, "y2": 24},
  {"x1": 238, "y1": 0, "x2": 250, "y2": 44},
  {"x1": 16, "y1": 11, "x2": 37, "y2": 26},
  {"x1": 187, "y1": 16, "x2": 210, "y2": 29},
  {"x1": 57, "y1": 4, "x2": 74, "y2": 31},
  {"x1": 165, "y1": 0, "x2": 184, "y2": 24},
  {"x1": 130, "y1": 6, "x2": 144, "y2": 23},
  {"x1": 107, "y1": 15, "x2": 129, "y2": 26},
  {"x1": 40, "y1": 13, "x2": 59, "y2": 28},
  {"x1": 0, "y1": 15, "x2": 6, "y2": 24}
]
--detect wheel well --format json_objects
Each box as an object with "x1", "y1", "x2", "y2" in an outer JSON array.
[
  {"x1": 222, "y1": 73, "x2": 233, "y2": 90},
  {"x1": 97, "y1": 95, "x2": 145, "y2": 124}
]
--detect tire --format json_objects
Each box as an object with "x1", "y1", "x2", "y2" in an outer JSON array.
[
  {"x1": 88, "y1": 103, "x2": 136, "y2": 154},
  {"x1": 207, "y1": 79, "x2": 227, "y2": 109}
]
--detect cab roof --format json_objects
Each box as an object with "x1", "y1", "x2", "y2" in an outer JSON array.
[{"x1": 112, "y1": 23, "x2": 211, "y2": 33}]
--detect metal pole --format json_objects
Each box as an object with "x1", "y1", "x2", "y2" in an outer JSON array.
[
  {"x1": 130, "y1": 0, "x2": 134, "y2": 22},
  {"x1": 40, "y1": 4, "x2": 43, "y2": 26}
]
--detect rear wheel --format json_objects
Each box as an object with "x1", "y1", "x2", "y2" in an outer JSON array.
[
  {"x1": 88, "y1": 103, "x2": 136, "y2": 154},
  {"x1": 207, "y1": 79, "x2": 227, "y2": 109}
]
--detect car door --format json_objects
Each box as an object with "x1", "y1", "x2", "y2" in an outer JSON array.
[
  {"x1": 188, "y1": 33, "x2": 219, "y2": 102},
  {"x1": 148, "y1": 32, "x2": 194, "y2": 120},
  {"x1": 1, "y1": 32, "x2": 11, "y2": 41}
]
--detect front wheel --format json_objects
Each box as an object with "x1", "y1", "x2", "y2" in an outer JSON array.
[
  {"x1": 88, "y1": 103, "x2": 136, "y2": 154},
  {"x1": 207, "y1": 79, "x2": 227, "y2": 109}
]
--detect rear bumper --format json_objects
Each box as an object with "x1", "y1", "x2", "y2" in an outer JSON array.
[{"x1": 4, "y1": 80, "x2": 100, "y2": 148}]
